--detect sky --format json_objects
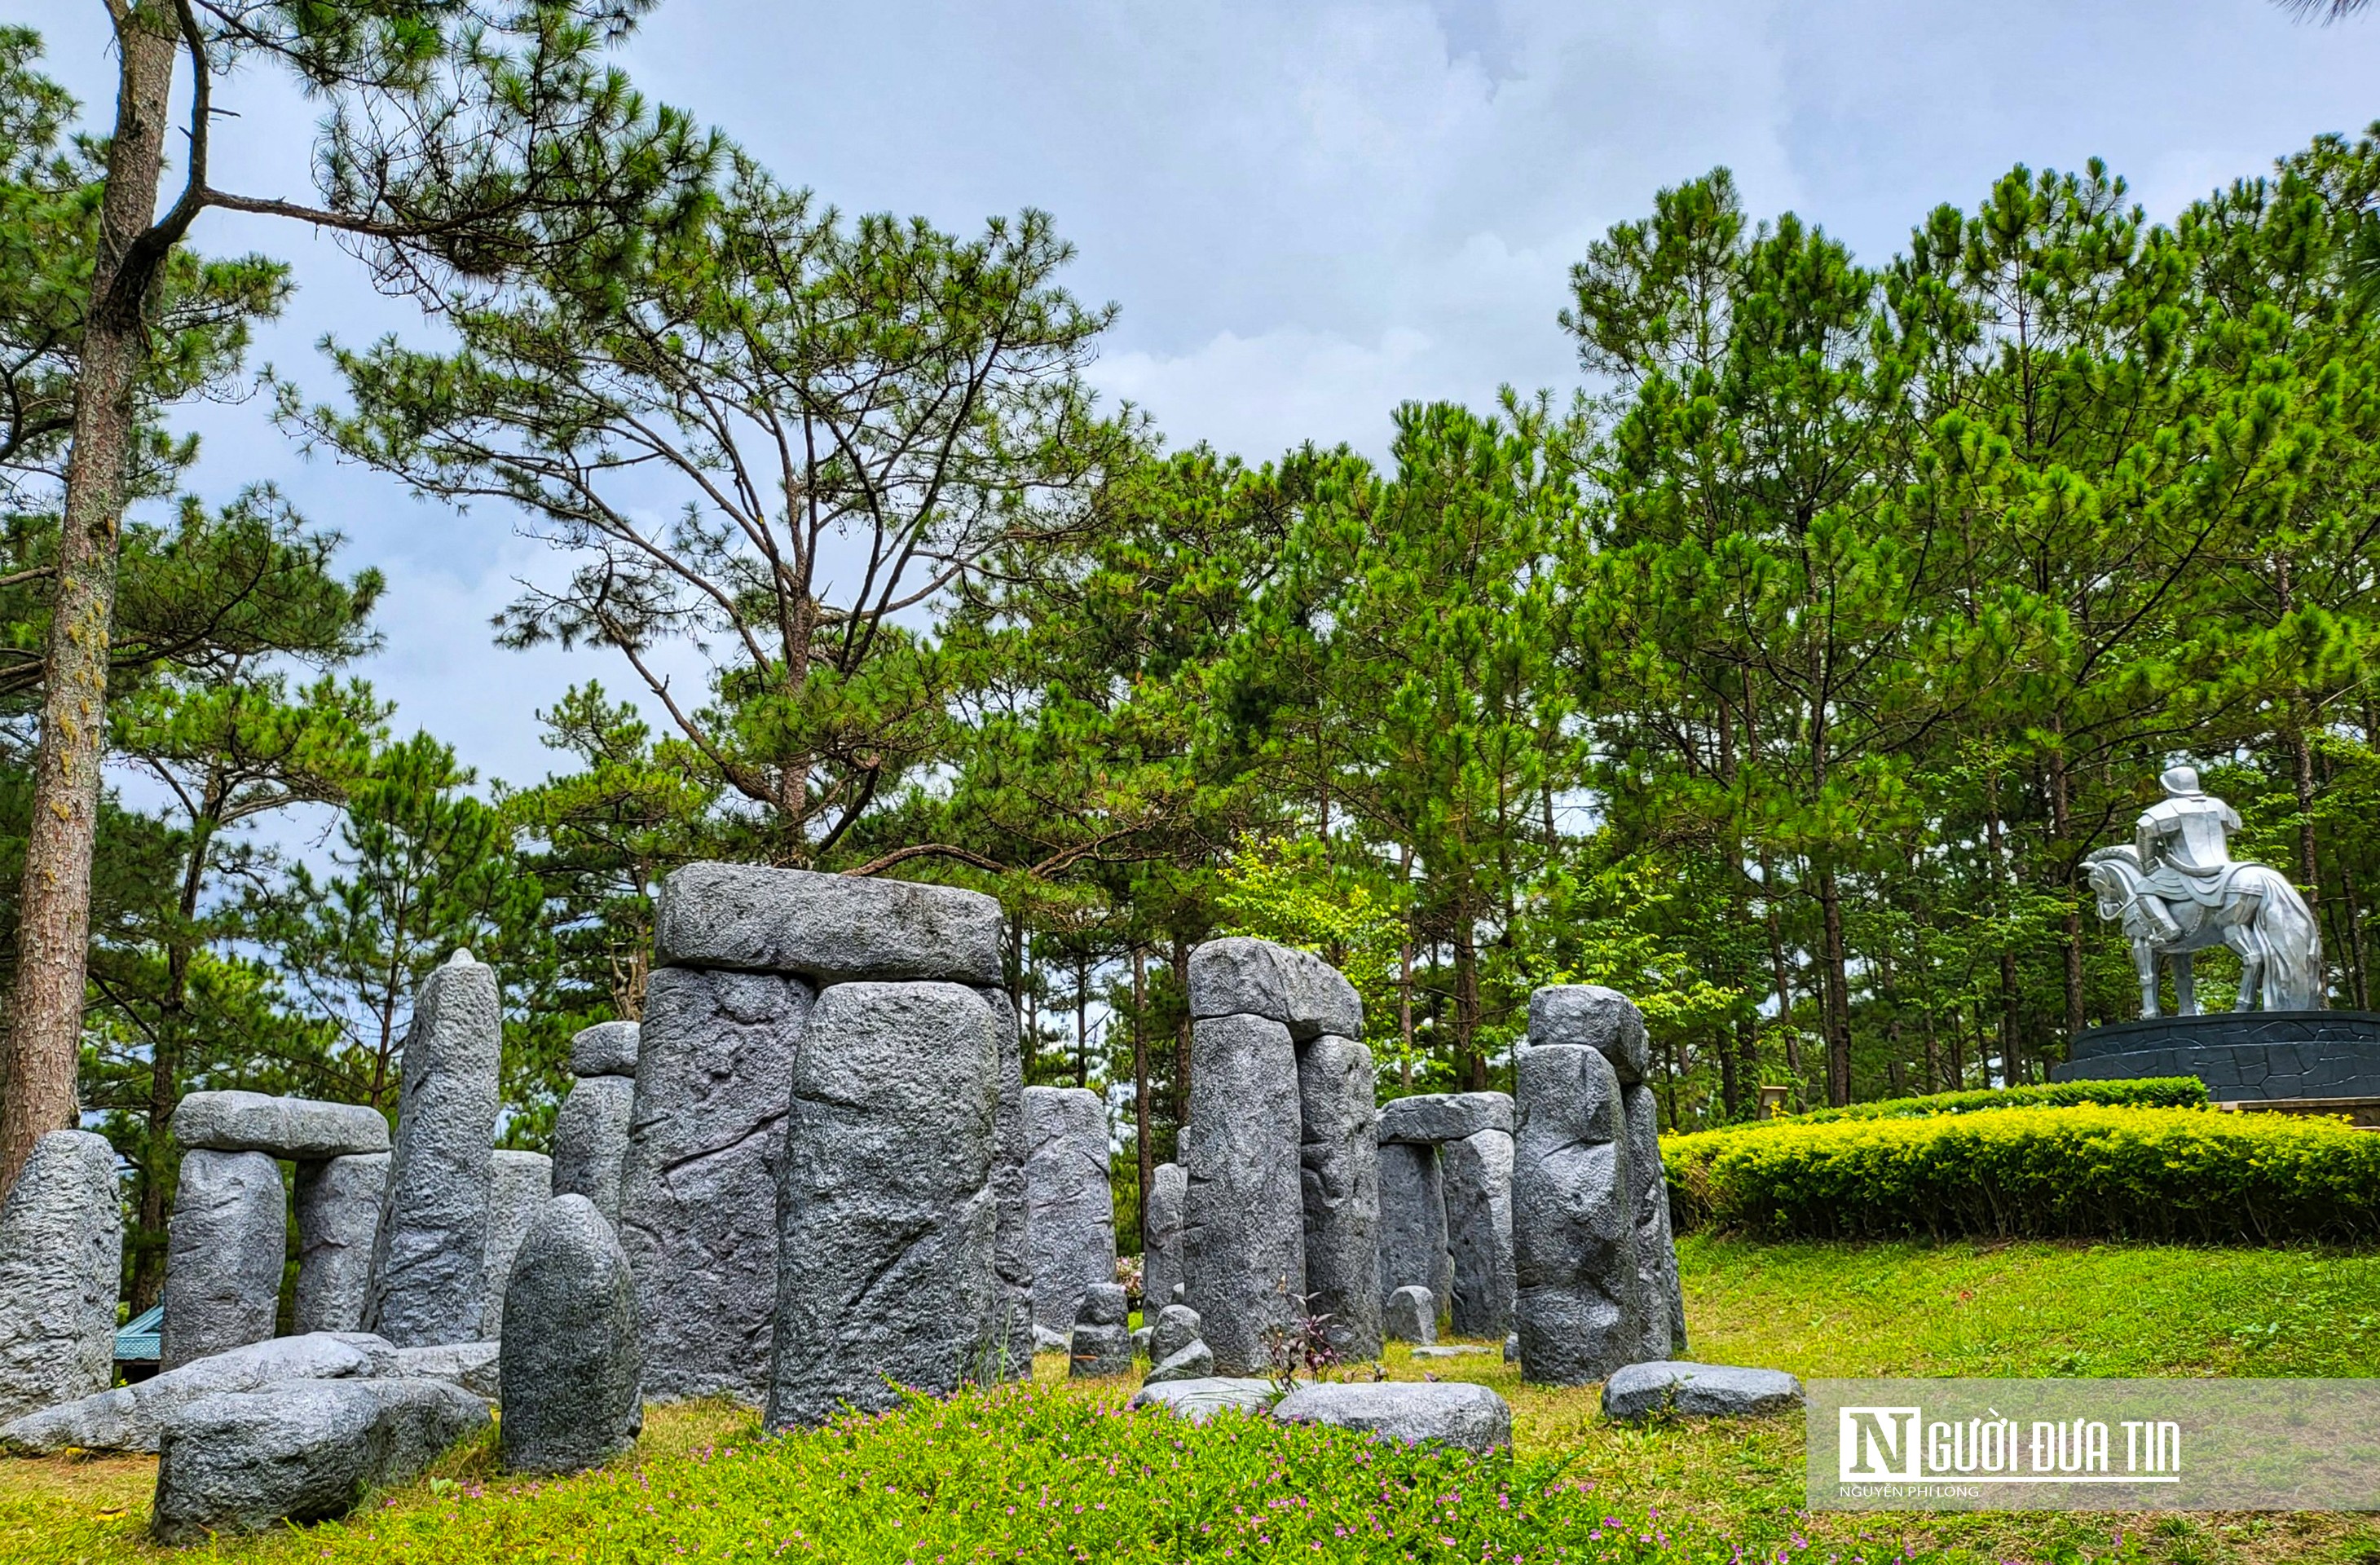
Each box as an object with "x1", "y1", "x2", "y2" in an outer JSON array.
[{"x1": 31, "y1": 0, "x2": 2380, "y2": 797}]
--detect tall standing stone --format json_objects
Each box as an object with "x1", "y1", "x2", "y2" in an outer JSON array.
[
  {"x1": 618, "y1": 964, "x2": 812, "y2": 1404},
  {"x1": 1441, "y1": 1127, "x2": 1514, "y2": 1339},
  {"x1": 1021, "y1": 1085, "x2": 1117, "y2": 1336},
  {"x1": 1512, "y1": 1040, "x2": 1637, "y2": 1385},
  {"x1": 161, "y1": 1149, "x2": 285, "y2": 1370},
  {"x1": 765, "y1": 981, "x2": 998, "y2": 1430},
  {"x1": 1296, "y1": 1034, "x2": 1381, "y2": 1361},
  {"x1": 0, "y1": 1131, "x2": 121, "y2": 1421},
  {"x1": 1377, "y1": 1142, "x2": 1452, "y2": 1326},
  {"x1": 974, "y1": 986, "x2": 1034, "y2": 1380},
  {"x1": 1143, "y1": 1161, "x2": 1188, "y2": 1318},
  {"x1": 1620, "y1": 1083, "x2": 1686, "y2": 1358},
  {"x1": 293, "y1": 1153, "x2": 386, "y2": 1334},
  {"x1": 364, "y1": 950, "x2": 502, "y2": 1347},
  {"x1": 1181, "y1": 1011, "x2": 1302, "y2": 1376},
  {"x1": 480, "y1": 1150, "x2": 552, "y2": 1338},
  {"x1": 499, "y1": 1195, "x2": 641, "y2": 1474},
  {"x1": 551, "y1": 1075, "x2": 634, "y2": 1222}
]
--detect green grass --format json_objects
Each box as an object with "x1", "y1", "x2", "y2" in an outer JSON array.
[{"x1": 7, "y1": 1237, "x2": 2380, "y2": 1564}]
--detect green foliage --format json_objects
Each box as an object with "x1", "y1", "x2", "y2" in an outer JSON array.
[
  {"x1": 1214, "y1": 834, "x2": 1404, "y2": 1025},
  {"x1": 1736, "y1": 1076, "x2": 2210, "y2": 1127},
  {"x1": 1668, "y1": 1104, "x2": 2380, "y2": 1242}
]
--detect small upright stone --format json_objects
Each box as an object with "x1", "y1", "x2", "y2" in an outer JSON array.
[
  {"x1": 1146, "y1": 1303, "x2": 1204, "y2": 1365},
  {"x1": 567, "y1": 1021, "x2": 640, "y2": 1078},
  {"x1": 480, "y1": 1150, "x2": 552, "y2": 1338},
  {"x1": 1068, "y1": 1282, "x2": 1132, "y2": 1378},
  {"x1": 1022, "y1": 1086, "x2": 1117, "y2": 1336},
  {"x1": 293, "y1": 1153, "x2": 386, "y2": 1334},
  {"x1": 1296, "y1": 1034, "x2": 1382, "y2": 1362},
  {"x1": 161, "y1": 1149, "x2": 285, "y2": 1371},
  {"x1": 1143, "y1": 1162, "x2": 1188, "y2": 1324},
  {"x1": 0, "y1": 1131, "x2": 121, "y2": 1422},
  {"x1": 499, "y1": 1195, "x2": 642, "y2": 1474},
  {"x1": 365, "y1": 951, "x2": 501, "y2": 1347},
  {"x1": 1385, "y1": 1285, "x2": 1435, "y2": 1346},
  {"x1": 550, "y1": 1074, "x2": 633, "y2": 1222},
  {"x1": 1513, "y1": 1039, "x2": 1637, "y2": 1385}
]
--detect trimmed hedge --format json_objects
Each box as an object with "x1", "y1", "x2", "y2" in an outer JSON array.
[
  {"x1": 1756, "y1": 1077, "x2": 2210, "y2": 1127},
  {"x1": 1664, "y1": 1104, "x2": 2380, "y2": 1244}
]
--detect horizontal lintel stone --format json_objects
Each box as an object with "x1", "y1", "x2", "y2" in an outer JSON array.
[{"x1": 654, "y1": 862, "x2": 1003, "y2": 986}]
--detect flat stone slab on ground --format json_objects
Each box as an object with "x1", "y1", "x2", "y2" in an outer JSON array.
[
  {"x1": 654, "y1": 862, "x2": 1004, "y2": 985},
  {"x1": 1601, "y1": 1361, "x2": 1805, "y2": 1422},
  {"x1": 1272, "y1": 1381, "x2": 1513, "y2": 1455},
  {"x1": 1409, "y1": 1344, "x2": 1496, "y2": 1359},
  {"x1": 171, "y1": 1091, "x2": 389, "y2": 1158},
  {"x1": 151, "y1": 1377, "x2": 488, "y2": 1544},
  {"x1": 1126, "y1": 1377, "x2": 1278, "y2": 1425},
  {"x1": 1377, "y1": 1091, "x2": 1514, "y2": 1144}
]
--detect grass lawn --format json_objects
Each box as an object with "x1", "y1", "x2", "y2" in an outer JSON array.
[{"x1": 7, "y1": 1236, "x2": 2380, "y2": 1564}]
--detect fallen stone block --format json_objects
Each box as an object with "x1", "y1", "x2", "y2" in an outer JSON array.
[
  {"x1": 1272, "y1": 1381, "x2": 1512, "y2": 1455},
  {"x1": 654, "y1": 862, "x2": 1004, "y2": 985},
  {"x1": 171, "y1": 1091, "x2": 389, "y2": 1158},
  {"x1": 1410, "y1": 1344, "x2": 1495, "y2": 1359},
  {"x1": 0, "y1": 1130, "x2": 121, "y2": 1423},
  {"x1": 1126, "y1": 1377, "x2": 1278, "y2": 1424},
  {"x1": 1601, "y1": 1361, "x2": 1805, "y2": 1422},
  {"x1": 386, "y1": 1341, "x2": 501, "y2": 1400},
  {"x1": 2, "y1": 1334, "x2": 382, "y2": 1455}
]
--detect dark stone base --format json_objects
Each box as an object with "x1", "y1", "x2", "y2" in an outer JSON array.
[{"x1": 2053, "y1": 1011, "x2": 2380, "y2": 1101}]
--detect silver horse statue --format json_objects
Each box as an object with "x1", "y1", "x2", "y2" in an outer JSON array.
[{"x1": 2082, "y1": 766, "x2": 2322, "y2": 1016}]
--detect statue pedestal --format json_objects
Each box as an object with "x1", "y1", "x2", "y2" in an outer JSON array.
[{"x1": 2053, "y1": 1011, "x2": 2380, "y2": 1102}]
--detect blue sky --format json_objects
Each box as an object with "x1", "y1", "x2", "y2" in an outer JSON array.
[{"x1": 33, "y1": 0, "x2": 2380, "y2": 793}]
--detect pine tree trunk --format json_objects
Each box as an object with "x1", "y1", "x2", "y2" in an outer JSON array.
[
  {"x1": 1453, "y1": 915, "x2": 1483, "y2": 1091},
  {"x1": 1759, "y1": 849, "x2": 1801, "y2": 1084},
  {"x1": 1169, "y1": 934, "x2": 1191, "y2": 1160},
  {"x1": 1816, "y1": 864, "x2": 1853, "y2": 1107},
  {"x1": 0, "y1": 11, "x2": 179, "y2": 1198},
  {"x1": 1131, "y1": 947, "x2": 1151, "y2": 1258}
]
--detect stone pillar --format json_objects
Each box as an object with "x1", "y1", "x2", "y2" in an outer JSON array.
[
  {"x1": 974, "y1": 986, "x2": 1034, "y2": 1379},
  {"x1": 481, "y1": 1150, "x2": 553, "y2": 1339},
  {"x1": 1375, "y1": 1141, "x2": 1450, "y2": 1326},
  {"x1": 1514, "y1": 985, "x2": 1644, "y2": 1385},
  {"x1": 1621, "y1": 1083, "x2": 1687, "y2": 1358},
  {"x1": 552, "y1": 1022, "x2": 637, "y2": 1223},
  {"x1": 161, "y1": 1149, "x2": 285, "y2": 1370},
  {"x1": 618, "y1": 966, "x2": 812, "y2": 1404},
  {"x1": 1142, "y1": 1161, "x2": 1187, "y2": 1316},
  {"x1": 0, "y1": 1131, "x2": 121, "y2": 1422},
  {"x1": 365, "y1": 950, "x2": 502, "y2": 1347},
  {"x1": 1442, "y1": 1127, "x2": 1514, "y2": 1339},
  {"x1": 1181, "y1": 1011, "x2": 1303, "y2": 1376},
  {"x1": 1021, "y1": 1086, "x2": 1117, "y2": 1337},
  {"x1": 499, "y1": 1194, "x2": 642, "y2": 1475},
  {"x1": 765, "y1": 981, "x2": 999, "y2": 1430},
  {"x1": 293, "y1": 1153, "x2": 386, "y2": 1334},
  {"x1": 1296, "y1": 1034, "x2": 1381, "y2": 1361}
]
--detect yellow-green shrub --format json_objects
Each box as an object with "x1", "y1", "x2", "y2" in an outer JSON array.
[
  {"x1": 1664, "y1": 1104, "x2": 2380, "y2": 1243},
  {"x1": 1759, "y1": 1077, "x2": 2208, "y2": 1126}
]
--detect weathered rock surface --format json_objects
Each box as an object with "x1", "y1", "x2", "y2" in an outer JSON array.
[
  {"x1": 500, "y1": 1195, "x2": 642, "y2": 1473},
  {"x1": 1512, "y1": 1042, "x2": 1637, "y2": 1385},
  {"x1": 1377, "y1": 1141, "x2": 1452, "y2": 1324},
  {"x1": 1185, "y1": 937, "x2": 1363, "y2": 1041},
  {"x1": 1377, "y1": 1091, "x2": 1514, "y2": 1145},
  {"x1": 1601, "y1": 1361, "x2": 1805, "y2": 1422},
  {"x1": 1126, "y1": 1377, "x2": 1277, "y2": 1424},
  {"x1": 568, "y1": 1021, "x2": 640, "y2": 1078},
  {"x1": 161, "y1": 1148, "x2": 285, "y2": 1371},
  {"x1": 1144, "y1": 1340, "x2": 1215, "y2": 1384},
  {"x1": 0, "y1": 1131, "x2": 121, "y2": 1423},
  {"x1": 619, "y1": 964, "x2": 813, "y2": 1403},
  {"x1": 1022, "y1": 1086, "x2": 1117, "y2": 1335},
  {"x1": 1143, "y1": 1161, "x2": 1188, "y2": 1325},
  {"x1": 1069, "y1": 1325, "x2": 1132, "y2": 1378},
  {"x1": 551, "y1": 1073, "x2": 633, "y2": 1222},
  {"x1": 1182, "y1": 1011, "x2": 1304, "y2": 1376},
  {"x1": 975, "y1": 985, "x2": 1035, "y2": 1380},
  {"x1": 1147, "y1": 1303, "x2": 1203, "y2": 1365},
  {"x1": 1527, "y1": 985, "x2": 1649, "y2": 1084},
  {"x1": 1441, "y1": 1127, "x2": 1514, "y2": 1339},
  {"x1": 150, "y1": 1377, "x2": 488, "y2": 1544},
  {"x1": 365, "y1": 951, "x2": 501, "y2": 1347},
  {"x1": 2, "y1": 1332, "x2": 380, "y2": 1455},
  {"x1": 1620, "y1": 1082, "x2": 1682, "y2": 1360},
  {"x1": 171, "y1": 1091, "x2": 389, "y2": 1159},
  {"x1": 1272, "y1": 1381, "x2": 1512, "y2": 1455},
  {"x1": 1296, "y1": 1034, "x2": 1381, "y2": 1362},
  {"x1": 654, "y1": 862, "x2": 1004, "y2": 985},
  {"x1": 386, "y1": 1340, "x2": 500, "y2": 1400},
  {"x1": 293, "y1": 1153, "x2": 386, "y2": 1334},
  {"x1": 1410, "y1": 1343, "x2": 1495, "y2": 1359},
  {"x1": 1384, "y1": 1285, "x2": 1435, "y2": 1345},
  {"x1": 765, "y1": 981, "x2": 998, "y2": 1430},
  {"x1": 480, "y1": 1149, "x2": 552, "y2": 1338}
]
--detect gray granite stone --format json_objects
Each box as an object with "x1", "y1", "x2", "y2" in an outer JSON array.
[
  {"x1": 1505, "y1": 1332, "x2": 1518, "y2": 1363},
  {"x1": 2, "y1": 1332, "x2": 382, "y2": 1455},
  {"x1": 765, "y1": 981, "x2": 999, "y2": 1430},
  {"x1": 365, "y1": 951, "x2": 501, "y2": 1347},
  {"x1": 1272, "y1": 1381, "x2": 1512, "y2": 1454},
  {"x1": 619, "y1": 965, "x2": 813, "y2": 1404},
  {"x1": 1143, "y1": 1338, "x2": 1215, "y2": 1384},
  {"x1": 0, "y1": 1131, "x2": 121, "y2": 1423},
  {"x1": 568, "y1": 1021, "x2": 640, "y2": 1078},
  {"x1": 1513, "y1": 1041, "x2": 1638, "y2": 1386},
  {"x1": 479, "y1": 1150, "x2": 551, "y2": 1339},
  {"x1": 1182, "y1": 1012, "x2": 1304, "y2": 1376},
  {"x1": 1377, "y1": 1091, "x2": 1514, "y2": 1145},
  {"x1": 172, "y1": 1091, "x2": 389, "y2": 1158},
  {"x1": 386, "y1": 1340, "x2": 500, "y2": 1400},
  {"x1": 1148, "y1": 1303, "x2": 1203, "y2": 1365},
  {"x1": 1602, "y1": 1361, "x2": 1804, "y2": 1422},
  {"x1": 1126, "y1": 1377, "x2": 1277, "y2": 1424},
  {"x1": 1528, "y1": 986, "x2": 1650, "y2": 1085},
  {"x1": 974, "y1": 985, "x2": 1036, "y2": 1381},
  {"x1": 1411, "y1": 1343, "x2": 1494, "y2": 1359},
  {"x1": 550, "y1": 1073, "x2": 633, "y2": 1222},
  {"x1": 161, "y1": 1148, "x2": 284, "y2": 1371},
  {"x1": 1620, "y1": 1082, "x2": 1685, "y2": 1360},
  {"x1": 1377, "y1": 1141, "x2": 1452, "y2": 1325},
  {"x1": 1297, "y1": 1034, "x2": 1382, "y2": 1362},
  {"x1": 1023, "y1": 1086, "x2": 1117, "y2": 1335},
  {"x1": 1385, "y1": 1285, "x2": 1435, "y2": 1345},
  {"x1": 500, "y1": 1195, "x2": 642, "y2": 1473},
  {"x1": 1442, "y1": 1127, "x2": 1514, "y2": 1339},
  {"x1": 1078, "y1": 1281, "x2": 1128, "y2": 1327},
  {"x1": 1144, "y1": 1161, "x2": 1188, "y2": 1327},
  {"x1": 1069, "y1": 1323, "x2": 1133, "y2": 1378},
  {"x1": 150, "y1": 1377, "x2": 488, "y2": 1544},
  {"x1": 654, "y1": 862, "x2": 1003, "y2": 985},
  {"x1": 1186, "y1": 937, "x2": 1363, "y2": 1041},
  {"x1": 293, "y1": 1153, "x2": 386, "y2": 1334}
]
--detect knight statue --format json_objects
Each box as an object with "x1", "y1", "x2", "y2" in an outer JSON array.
[{"x1": 2082, "y1": 767, "x2": 2324, "y2": 1016}]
